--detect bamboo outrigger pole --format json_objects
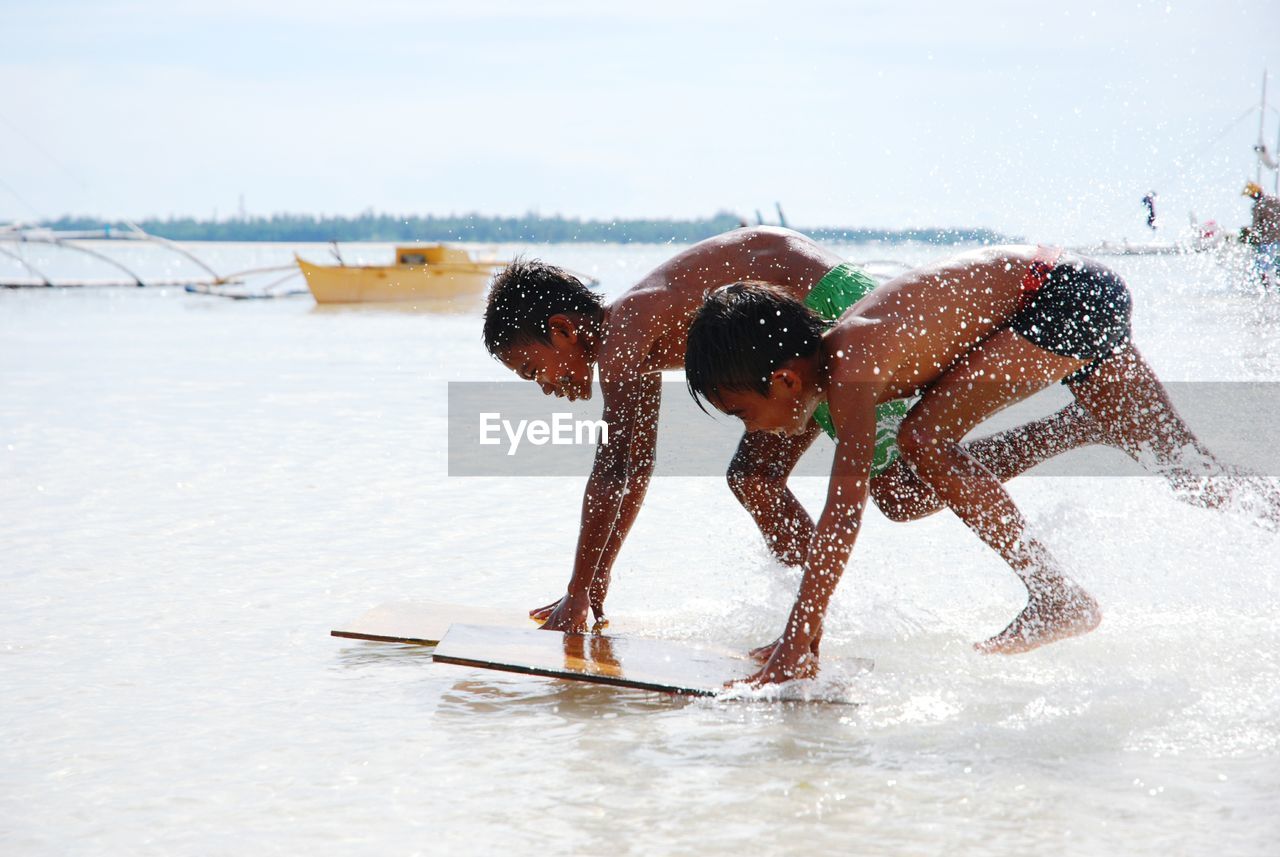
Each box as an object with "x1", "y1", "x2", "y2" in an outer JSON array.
[
  {"x1": 123, "y1": 221, "x2": 222, "y2": 280},
  {"x1": 0, "y1": 222, "x2": 226, "y2": 288},
  {"x1": 0, "y1": 244, "x2": 52, "y2": 286}
]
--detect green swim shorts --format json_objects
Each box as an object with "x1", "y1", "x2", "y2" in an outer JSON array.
[{"x1": 804, "y1": 263, "x2": 908, "y2": 476}]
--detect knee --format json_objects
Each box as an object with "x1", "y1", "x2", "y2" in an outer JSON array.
[
  {"x1": 726, "y1": 459, "x2": 782, "y2": 503},
  {"x1": 870, "y1": 477, "x2": 916, "y2": 522},
  {"x1": 895, "y1": 417, "x2": 941, "y2": 464},
  {"x1": 869, "y1": 462, "x2": 940, "y2": 523}
]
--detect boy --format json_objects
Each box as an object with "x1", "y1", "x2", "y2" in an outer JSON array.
[
  {"x1": 685, "y1": 245, "x2": 1238, "y2": 684},
  {"x1": 483, "y1": 229, "x2": 1101, "y2": 633}
]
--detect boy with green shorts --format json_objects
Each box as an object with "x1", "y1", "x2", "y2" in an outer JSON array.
[
  {"x1": 482, "y1": 228, "x2": 1101, "y2": 633},
  {"x1": 685, "y1": 246, "x2": 1248, "y2": 682}
]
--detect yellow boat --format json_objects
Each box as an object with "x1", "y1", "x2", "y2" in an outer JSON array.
[{"x1": 296, "y1": 244, "x2": 506, "y2": 304}]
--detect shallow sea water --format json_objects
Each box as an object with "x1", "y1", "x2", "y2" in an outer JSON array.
[{"x1": 2, "y1": 241, "x2": 1278, "y2": 855}]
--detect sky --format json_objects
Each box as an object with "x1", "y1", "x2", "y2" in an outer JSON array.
[{"x1": 2, "y1": 0, "x2": 1278, "y2": 243}]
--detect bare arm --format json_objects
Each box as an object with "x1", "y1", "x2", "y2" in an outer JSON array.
[
  {"x1": 584, "y1": 383, "x2": 661, "y2": 617},
  {"x1": 747, "y1": 389, "x2": 878, "y2": 684},
  {"x1": 537, "y1": 370, "x2": 661, "y2": 632}
]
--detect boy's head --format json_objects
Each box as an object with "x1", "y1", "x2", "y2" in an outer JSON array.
[
  {"x1": 685, "y1": 282, "x2": 827, "y2": 435},
  {"x1": 483, "y1": 258, "x2": 605, "y2": 401}
]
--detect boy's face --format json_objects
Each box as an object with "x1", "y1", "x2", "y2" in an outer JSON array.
[
  {"x1": 713, "y1": 371, "x2": 813, "y2": 436},
  {"x1": 499, "y1": 331, "x2": 594, "y2": 401}
]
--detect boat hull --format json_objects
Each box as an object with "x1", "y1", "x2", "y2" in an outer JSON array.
[{"x1": 297, "y1": 257, "x2": 501, "y2": 304}]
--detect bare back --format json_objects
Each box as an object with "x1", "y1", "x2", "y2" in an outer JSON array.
[
  {"x1": 598, "y1": 227, "x2": 841, "y2": 381},
  {"x1": 826, "y1": 245, "x2": 1085, "y2": 401}
]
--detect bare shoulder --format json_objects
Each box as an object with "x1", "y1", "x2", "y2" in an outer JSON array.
[
  {"x1": 674, "y1": 225, "x2": 818, "y2": 261},
  {"x1": 821, "y1": 322, "x2": 888, "y2": 442},
  {"x1": 891, "y1": 244, "x2": 1038, "y2": 282},
  {"x1": 629, "y1": 226, "x2": 838, "y2": 297},
  {"x1": 604, "y1": 288, "x2": 676, "y2": 341},
  {"x1": 823, "y1": 319, "x2": 892, "y2": 384},
  {"x1": 597, "y1": 292, "x2": 661, "y2": 383}
]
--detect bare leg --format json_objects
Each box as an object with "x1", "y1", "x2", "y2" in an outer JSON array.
[
  {"x1": 872, "y1": 402, "x2": 1104, "y2": 521},
  {"x1": 728, "y1": 421, "x2": 822, "y2": 564},
  {"x1": 1067, "y1": 345, "x2": 1279, "y2": 526},
  {"x1": 1068, "y1": 345, "x2": 1215, "y2": 466},
  {"x1": 895, "y1": 328, "x2": 1103, "y2": 654}
]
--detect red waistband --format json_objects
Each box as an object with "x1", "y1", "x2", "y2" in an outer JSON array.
[{"x1": 1021, "y1": 246, "x2": 1064, "y2": 294}]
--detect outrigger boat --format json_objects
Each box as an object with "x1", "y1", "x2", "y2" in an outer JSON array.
[
  {"x1": 296, "y1": 244, "x2": 506, "y2": 304},
  {"x1": 0, "y1": 221, "x2": 307, "y2": 297},
  {"x1": 1, "y1": 221, "x2": 224, "y2": 288}
]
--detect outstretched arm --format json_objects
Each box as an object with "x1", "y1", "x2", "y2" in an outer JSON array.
[
  {"x1": 746, "y1": 393, "x2": 877, "y2": 685},
  {"x1": 537, "y1": 371, "x2": 661, "y2": 632},
  {"x1": 582, "y1": 388, "x2": 661, "y2": 618}
]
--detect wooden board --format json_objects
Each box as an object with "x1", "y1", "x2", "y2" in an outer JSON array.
[
  {"x1": 432, "y1": 623, "x2": 871, "y2": 701},
  {"x1": 330, "y1": 600, "x2": 630, "y2": 646}
]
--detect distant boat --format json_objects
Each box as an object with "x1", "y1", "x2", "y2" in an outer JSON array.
[{"x1": 296, "y1": 244, "x2": 506, "y2": 304}]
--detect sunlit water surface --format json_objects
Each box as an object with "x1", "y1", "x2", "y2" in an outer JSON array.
[{"x1": 2, "y1": 241, "x2": 1278, "y2": 855}]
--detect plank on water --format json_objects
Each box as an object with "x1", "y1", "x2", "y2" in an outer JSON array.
[
  {"x1": 333, "y1": 605, "x2": 871, "y2": 701},
  {"x1": 432, "y1": 624, "x2": 872, "y2": 701},
  {"x1": 432, "y1": 624, "x2": 754, "y2": 696}
]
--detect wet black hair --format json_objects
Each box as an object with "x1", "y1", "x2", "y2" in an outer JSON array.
[
  {"x1": 685, "y1": 282, "x2": 828, "y2": 410},
  {"x1": 482, "y1": 257, "x2": 604, "y2": 355}
]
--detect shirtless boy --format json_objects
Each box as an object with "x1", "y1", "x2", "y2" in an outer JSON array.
[
  {"x1": 684, "y1": 245, "x2": 1232, "y2": 683},
  {"x1": 482, "y1": 229, "x2": 1101, "y2": 633}
]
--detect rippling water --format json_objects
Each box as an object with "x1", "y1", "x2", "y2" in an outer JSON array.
[{"x1": 2, "y1": 241, "x2": 1278, "y2": 855}]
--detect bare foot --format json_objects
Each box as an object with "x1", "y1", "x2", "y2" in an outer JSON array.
[
  {"x1": 748, "y1": 636, "x2": 782, "y2": 663},
  {"x1": 738, "y1": 649, "x2": 820, "y2": 688},
  {"x1": 748, "y1": 633, "x2": 821, "y2": 664},
  {"x1": 975, "y1": 586, "x2": 1102, "y2": 655},
  {"x1": 1168, "y1": 471, "x2": 1280, "y2": 533}
]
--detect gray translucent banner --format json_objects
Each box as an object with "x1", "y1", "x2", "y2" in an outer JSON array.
[{"x1": 447, "y1": 381, "x2": 1280, "y2": 477}]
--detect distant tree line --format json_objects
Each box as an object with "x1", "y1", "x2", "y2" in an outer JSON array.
[{"x1": 40, "y1": 212, "x2": 1012, "y2": 245}]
